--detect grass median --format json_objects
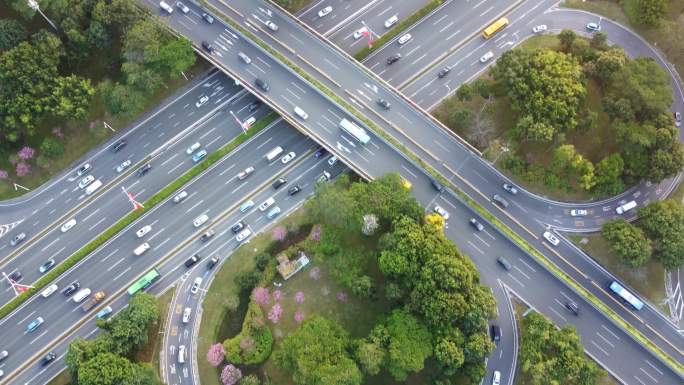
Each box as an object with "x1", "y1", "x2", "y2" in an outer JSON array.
[
  {"x1": 353, "y1": 0, "x2": 445, "y2": 61},
  {"x1": 0, "y1": 112, "x2": 279, "y2": 322},
  {"x1": 200, "y1": 5, "x2": 684, "y2": 375}
]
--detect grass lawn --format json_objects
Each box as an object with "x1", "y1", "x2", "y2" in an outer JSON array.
[
  {"x1": 564, "y1": 0, "x2": 684, "y2": 82},
  {"x1": 46, "y1": 371, "x2": 72, "y2": 385},
  {"x1": 0, "y1": 60, "x2": 211, "y2": 200},
  {"x1": 274, "y1": 0, "x2": 312, "y2": 13},
  {"x1": 568, "y1": 233, "x2": 667, "y2": 312}
]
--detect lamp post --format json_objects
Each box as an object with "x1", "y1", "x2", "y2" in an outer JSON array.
[{"x1": 27, "y1": 0, "x2": 58, "y2": 31}]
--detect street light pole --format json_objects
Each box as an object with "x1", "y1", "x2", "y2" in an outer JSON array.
[{"x1": 27, "y1": 0, "x2": 58, "y2": 31}]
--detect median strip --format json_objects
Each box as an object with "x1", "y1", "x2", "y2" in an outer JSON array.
[
  {"x1": 0, "y1": 112, "x2": 278, "y2": 322},
  {"x1": 194, "y1": 3, "x2": 684, "y2": 376}
]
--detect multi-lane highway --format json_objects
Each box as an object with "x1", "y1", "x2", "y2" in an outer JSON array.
[{"x1": 149, "y1": 0, "x2": 684, "y2": 382}]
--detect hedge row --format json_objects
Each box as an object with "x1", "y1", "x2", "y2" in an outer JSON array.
[
  {"x1": 353, "y1": 0, "x2": 445, "y2": 61},
  {"x1": 205, "y1": 4, "x2": 683, "y2": 375},
  {"x1": 0, "y1": 112, "x2": 279, "y2": 322}
]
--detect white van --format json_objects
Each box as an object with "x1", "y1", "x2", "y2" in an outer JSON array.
[
  {"x1": 178, "y1": 345, "x2": 186, "y2": 364},
  {"x1": 258, "y1": 197, "x2": 275, "y2": 211},
  {"x1": 616, "y1": 200, "x2": 637, "y2": 215},
  {"x1": 294, "y1": 106, "x2": 308, "y2": 120},
  {"x1": 85, "y1": 179, "x2": 102, "y2": 195},
  {"x1": 41, "y1": 284, "x2": 58, "y2": 298},
  {"x1": 134, "y1": 242, "x2": 150, "y2": 256},
  {"x1": 159, "y1": 1, "x2": 174, "y2": 13},
  {"x1": 384, "y1": 15, "x2": 398, "y2": 28},
  {"x1": 73, "y1": 288, "x2": 92, "y2": 303},
  {"x1": 265, "y1": 146, "x2": 283, "y2": 162}
]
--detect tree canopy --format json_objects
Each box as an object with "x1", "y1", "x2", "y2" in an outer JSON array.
[{"x1": 602, "y1": 219, "x2": 652, "y2": 267}]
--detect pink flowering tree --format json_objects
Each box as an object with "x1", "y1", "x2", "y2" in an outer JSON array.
[
  {"x1": 206, "y1": 343, "x2": 225, "y2": 367},
  {"x1": 220, "y1": 364, "x2": 242, "y2": 385},
  {"x1": 272, "y1": 289, "x2": 283, "y2": 302},
  {"x1": 309, "y1": 224, "x2": 321, "y2": 242},
  {"x1": 308, "y1": 267, "x2": 321, "y2": 280},
  {"x1": 272, "y1": 226, "x2": 287, "y2": 242},
  {"x1": 0, "y1": 170, "x2": 8, "y2": 179},
  {"x1": 295, "y1": 291, "x2": 305, "y2": 304},
  {"x1": 17, "y1": 147, "x2": 35, "y2": 161},
  {"x1": 268, "y1": 303, "x2": 283, "y2": 324},
  {"x1": 52, "y1": 127, "x2": 64, "y2": 138},
  {"x1": 252, "y1": 287, "x2": 270, "y2": 305},
  {"x1": 15, "y1": 163, "x2": 30, "y2": 177},
  {"x1": 294, "y1": 310, "x2": 304, "y2": 323},
  {"x1": 337, "y1": 291, "x2": 348, "y2": 303}
]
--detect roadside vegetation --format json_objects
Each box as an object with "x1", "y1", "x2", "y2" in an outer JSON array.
[
  {"x1": 200, "y1": 173, "x2": 498, "y2": 385},
  {"x1": 0, "y1": 0, "x2": 198, "y2": 199},
  {"x1": 59, "y1": 292, "x2": 162, "y2": 385},
  {"x1": 435, "y1": 32, "x2": 683, "y2": 200},
  {"x1": 272, "y1": 0, "x2": 315, "y2": 13}
]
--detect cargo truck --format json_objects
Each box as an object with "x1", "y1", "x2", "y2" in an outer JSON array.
[{"x1": 82, "y1": 291, "x2": 106, "y2": 312}]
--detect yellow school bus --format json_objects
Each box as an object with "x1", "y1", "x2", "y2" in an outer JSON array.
[{"x1": 483, "y1": 17, "x2": 509, "y2": 39}]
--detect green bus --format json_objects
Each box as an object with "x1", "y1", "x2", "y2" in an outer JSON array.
[{"x1": 127, "y1": 268, "x2": 161, "y2": 296}]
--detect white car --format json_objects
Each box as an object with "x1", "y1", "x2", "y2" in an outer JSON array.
[
  {"x1": 397, "y1": 33, "x2": 412, "y2": 45},
  {"x1": 532, "y1": 24, "x2": 547, "y2": 33},
  {"x1": 41, "y1": 284, "x2": 58, "y2": 298},
  {"x1": 76, "y1": 163, "x2": 92, "y2": 176},
  {"x1": 384, "y1": 15, "x2": 398, "y2": 28},
  {"x1": 176, "y1": 1, "x2": 189, "y2": 13},
  {"x1": 136, "y1": 225, "x2": 152, "y2": 238},
  {"x1": 492, "y1": 371, "x2": 501, "y2": 385},
  {"x1": 237, "y1": 166, "x2": 255, "y2": 180},
  {"x1": 78, "y1": 175, "x2": 95, "y2": 189},
  {"x1": 236, "y1": 228, "x2": 252, "y2": 242},
  {"x1": 543, "y1": 231, "x2": 560, "y2": 246},
  {"x1": 173, "y1": 190, "x2": 188, "y2": 203},
  {"x1": 586, "y1": 22, "x2": 600, "y2": 32},
  {"x1": 675, "y1": 112, "x2": 682, "y2": 127},
  {"x1": 134, "y1": 242, "x2": 150, "y2": 256},
  {"x1": 281, "y1": 151, "x2": 296, "y2": 164},
  {"x1": 265, "y1": 20, "x2": 278, "y2": 31},
  {"x1": 182, "y1": 307, "x2": 192, "y2": 323},
  {"x1": 327, "y1": 156, "x2": 338, "y2": 167},
  {"x1": 353, "y1": 27, "x2": 368, "y2": 40},
  {"x1": 190, "y1": 277, "x2": 203, "y2": 294},
  {"x1": 570, "y1": 209, "x2": 588, "y2": 217},
  {"x1": 258, "y1": 197, "x2": 275, "y2": 212},
  {"x1": 115, "y1": 160, "x2": 131, "y2": 173},
  {"x1": 433, "y1": 205, "x2": 450, "y2": 220},
  {"x1": 186, "y1": 142, "x2": 201, "y2": 155},
  {"x1": 193, "y1": 214, "x2": 209, "y2": 227},
  {"x1": 60, "y1": 219, "x2": 77, "y2": 233},
  {"x1": 480, "y1": 51, "x2": 494, "y2": 63},
  {"x1": 318, "y1": 6, "x2": 332, "y2": 17},
  {"x1": 195, "y1": 95, "x2": 209, "y2": 108}
]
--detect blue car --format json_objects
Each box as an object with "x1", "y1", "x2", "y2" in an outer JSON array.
[
  {"x1": 192, "y1": 149, "x2": 207, "y2": 163},
  {"x1": 239, "y1": 200, "x2": 254, "y2": 213},
  {"x1": 27, "y1": 316, "x2": 44, "y2": 333},
  {"x1": 266, "y1": 206, "x2": 281, "y2": 219},
  {"x1": 96, "y1": 306, "x2": 113, "y2": 319}
]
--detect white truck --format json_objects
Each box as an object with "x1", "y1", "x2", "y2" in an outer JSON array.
[{"x1": 615, "y1": 200, "x2": 637, "y2": 215}]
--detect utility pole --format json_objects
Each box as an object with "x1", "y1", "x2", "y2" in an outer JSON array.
[{"x1": 27, "y1": 0, "x2": 58, "y2": 31}]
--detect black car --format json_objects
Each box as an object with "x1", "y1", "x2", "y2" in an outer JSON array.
[
  {"x1": 273, "y1": 178, "x2": 287, "y2": 190},
  {"x1": 231, "y1": 221, "x2": 245, "y2": 233},
  {"x1": 377, "y1": 98, "x2": 391, "y2": 110},
  {"x1": 314, "y1": 148, "x2": 327, "y2": 158},
  {"x1": 490, "y1": 325, "x2": 501, "y2": 342},
  {"x1": 207, "y1": 256, "x2": 220, "y2": 269},
  {"x1": 200, "y1": 229, "x2": 215, "y2": 242},
  {"x1": 202, "y1": 12, "x2": 214, "y2": 23},
  {"x1": 41, "y1": 352, "x2": 57, "y2": 366},
  {"x1": 63, "y1": 281, "x2": 80, "y2": 296},
  {"x1": 565, "y1": 300, "x2": 579, "y2": 315},
  {"x1": 387, "y1": 54, "x2": 401, "y2": 65},
  {"x1": 431, "y1": 179, "x2": 445, "y2": 193},
  {"x1": 10, "y1": 232, "x2": 26, "y2": 246},
  {"x1": 201, "y1": 41, "x2": 214, "y2": 53},
  {"x1": 255, "y1": 78, "x2": 270, "y2": 92},
  {"x1": 248, "y1": 100, "x2": 262, "y2": 112},
  {"x1": 112, "y1": 139, "x2": 127, "y2": 152},
  {"x1": 469, "y1": 218, "x2": 484, "y2": 231},
  {"x1": 137, "y1": 163, "x2": 152, "y2": 176},
  {"x1": 437, "y1": 67, "x2": 450, "y2": 78},
  {"x1": 8, "y1": 270, "x2": 22, "y2": 283},
  {"x1": 185, "y1": 254, "x2": 201, "y2": 268},
  {"x1": 496, "y1": 257, "x2": 512, "y2": 271},
  {"x1": 288, "y1": 185, "x2": 301, "y2": 196}
]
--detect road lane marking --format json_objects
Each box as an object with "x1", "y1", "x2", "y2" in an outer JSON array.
[
  {"x1": 113, "y1": 266, "x2": 132, "y2": 281},
  {"x1": 600, "y1": 324, "x2": 621, "y2": 340},
  {"x1": 88, "y1": 217, "x2": 107, "y2": 231},
  {"x1": 256, "y1": 136, "x2": 273, "y2": 150},
  {"x1": 161, "y1": 153, "x2": 180, "y2": 167},
  {"x1": 18, "y1": 310, "x2": 36, "y2": 325},
  {"x1": 41, "y1": 238, "x2": 60, "y2": 252},
  {"x1": 107, "y1": 257, "x2": 125, "y2": 272},
  {"x1": 153, "y1": 237, "x2": 170, "y2": 251},
  {"x1": 513, "y1": 265, "x2": 530, "y2": 280},
  {"x1": 639, "y1": 368, "x2": 658, "y2": 383},
  {"x1": 473, "y1": 233, "x2": 490, "y2": 248},
  {"x1": 439, "y1": 21, "x2": 455, "y2": 33},
  {"x1": 518, "y1": 258, "x2": 537, "y2": 273},
  {"x1": 30, "y1": 330, "x2": 48, "y2": 345},
  {"x1": 466, "y1": 240, "x2": 484, "y2": 255},
  {"x1": 645, "y1": 360, "x2": 664, "y2": 375},
  {"x1": 590, "y1": 340, "x2": 609, "y2": 356},
  {"x1": 101, "y1": 249, "x2": 119, "y2": 262},
  {"x1": 185, "y1": 200, "x2": 204, "y2": 214},
  {"x1": 596, "y1": 332, "x2": 615, "y2": 348}
]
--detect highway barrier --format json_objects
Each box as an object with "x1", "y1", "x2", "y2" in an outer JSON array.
[
  {"x1": 353, "y1": 0, "x2": 445, "y2": 61},
  {"x1": 0, "y1": 112, "x2": 279, "y2": 322},
  {"x1": 195, "y1": 4, "x2": 684, "y2": 376}
]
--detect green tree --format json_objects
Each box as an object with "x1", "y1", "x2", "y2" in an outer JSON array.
[
  {"x1": 602, "y1": 220, "x2": 652, "y2": 267},
  {"x1": 558, "y1": 29, "x2": 576, "y2": 50},
  {"x1": 77, "y1": 352, "x2": 135, "y2": 385},
  {"x1": 589, "y1": 48, "x2": 627, "y2": 83},
  {"x1": 274, "y1": 316, "x2": 362, "y2": 385},
  {"x1": 520, "y1": 312, "x2": 603, "y2": 385},
  {"x1": 374, "y1": 310, "x2": 433, "y2": 381},
  {"x1": 148, "y1": 38, "x2": 196, "y2": 79},
  {"x1": 40, "y1": 137, "x2": 65, "y2": 158},
  {"x1": 100, "y1": 293, "x2": 158, "y2": 354},
  {"x1": 66, "y1": 335, "x2": 114, "y2": 381},
  {"x1": 590, "y1": 32, "x2": 609, "y2": 51},
  {"x1": 101, "y1": 81, "x2": 146, "y2": 118},
  {"x1": 456, "y1": 83, "x2": 474, "y2": 101},
  {"x1": 638, "y1": 200, "x2": 684, "y2": 269},
  {"x1": 49, "y1": 75, "x2": 95, "y2": 120},
  {"x1": 592, "y1": 154, "x2": 625, "y2": 196},
  {"x1": 609, "y1": 57, "x2": 672, "y2": 121},
  {"x1": 626, "y1": 0, "x2": 668, "y2": 26},
  {"x1": 491, "y1": 49, "x2": 586, "y2": 140},
  {"x1": 354, "y1": 340, "x2": 385, "y2": 375},
  {"x1": 0, "y1": 19, "x2": 28, "y2": 50},
  {"x1": 238, "y1": 374, "x2": 261, "y2": 385},
  {"x1": 448, "y1": 108, "x2": 474, "y2": 132}
]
